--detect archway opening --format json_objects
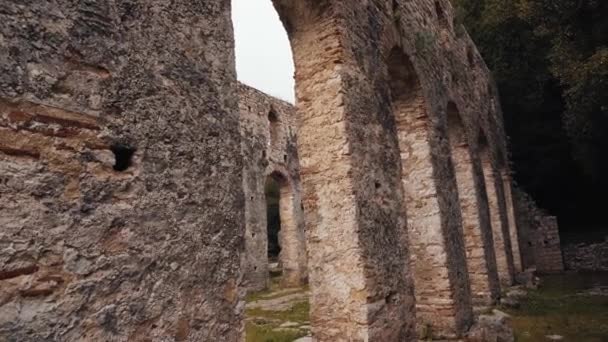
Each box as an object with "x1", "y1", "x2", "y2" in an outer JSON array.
[
  {"x1": 479, "y1": 130, "x2": 515, "y2": 286},
  {"x1": 447, "y1": 103, "x2": 500, "y2": 305},
  {"x1": 388, "y1": 48, "x2": 472, "y2": 336},
  {"x1": 265, "y1": 173, "x2": 282, "y2": 276}
]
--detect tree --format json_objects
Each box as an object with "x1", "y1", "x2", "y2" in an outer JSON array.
[{"x1": 453, "y1": 0, "x2": 608, "y2": 233}]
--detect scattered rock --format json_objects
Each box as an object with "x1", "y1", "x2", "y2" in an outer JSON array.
[
  {"x1": 501, "y1": 286, "x2": 528, "y2": 308},
  {"x1": 500, "y1": 296, "x2": 519, "y2": 309},
  {"x1": 293, "y1": 337, "x2": 312, "y2": 342},
  {"x1": 515, "y1": 269, "x2": 539, "y2": 289},
  {"x1": 505, "y1": 287, "x2": 527, "y2": 299},
  {"x1": 576, "y1": 286, "x2": 608, "y2": 296},
  {"x1": 466, "y1": 309, "x2": 514, "y2": 342},
  {"x1": 279, "y1": 321, "x2": 299, "y2": 328}
]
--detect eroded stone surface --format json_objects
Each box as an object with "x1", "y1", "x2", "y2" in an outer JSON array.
[
  {"x1": 238, "y1": 84, "x2": 307, "y2": 291},
  {"x1": 447, "y1": 106, "x2": 500, "y2": 307},
  {"x1": 482, "y1": 151, "x2": 515, "y2": 287},
  {"x1": 502, "y1": 173, "x2": 523, "y2": 273},
  {"x1": 514, "y1": 190, "x2": 564, "y2": 273},
  {"x1": 1, "y1": 0, "x2": 530, "y2": 341},
  {"x1": 0, "y1": 2, "x2": 243, "y2": 341}
]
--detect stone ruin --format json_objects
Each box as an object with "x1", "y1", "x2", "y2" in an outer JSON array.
[
  {"x1": 0, "y1": 0, "x2": 561, "y2": 341},
  {"x1": 238, "y1": 83, "x2": 307, "y2": 291},
  {"x1": 515, "y1": 189, "x2": 565, "y2": 273}
]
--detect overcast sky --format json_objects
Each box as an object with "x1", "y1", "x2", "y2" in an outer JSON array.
[{"x1": 232, "y1": 0, "x2": 295, "y2": 103}]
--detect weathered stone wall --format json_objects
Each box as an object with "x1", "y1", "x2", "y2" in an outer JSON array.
[
  {"x1": 1, "y1": 0, "x2": 528, "y2": 340},
  {"x1": 272, "y1": 0, "x2": 516, "y2": 339},
  {"x1": 237, "y1": 83, "x2": 307, "y2": 291},
  {"x1": 514, "y1": 189, "x2": 564, "y2": 273},
  {"x1": 482, "y1": 151, "x2": 515, "y2": 287},
  {"x1": 0, "y1": 1, "x2": 244, "y2": 341},
  {"x1": 448, "y1": 106, "x2": 500, "y2": 306},
  {"x1": 502, "y1": 173, "x2": 523, "y2": 273},
  {"x1": 564, "y1": 238, "x2": 608, "y2": 271}
]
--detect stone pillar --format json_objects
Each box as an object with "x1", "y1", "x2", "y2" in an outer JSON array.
[
  {"x1": 0, "y1": 2, "x2": 243, "y2": 341},
  {"x1": 502, "y1": 172, "x2": 523, "y2": 273},
  {"x1": 273, "y1": 2, "x2": 417, "y2": 340},
  {"x1": 451, "y1": 141, "x2": 500, "y2": 305},
  {"x1": 481, "y1": 158, "x2": 515, "y2": 287},
  {"x1": 278, "y1": 179, "x2": 307, "y2": 287},
  {"x1": 392, "y1": 78, "x2": 472, "y2": 337},
  {"x1": 535, "y1": 216, "x2": 565, "y2": 272},
  {"x1": 241, "y1": 155, "x2": 270, "y2": 292}
]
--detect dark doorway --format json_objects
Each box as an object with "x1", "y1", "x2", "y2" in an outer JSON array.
[{"x1": 265, "y1": 175, "x2": 282, "y2": 267}]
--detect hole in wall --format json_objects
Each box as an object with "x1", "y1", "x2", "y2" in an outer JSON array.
[
  {"x1": 268, "y1": 110, "x2": 279, "y2": 123},
  {"x1": 283, "y1": 154, "x2": 287, "y2": 162},
  {"x1": 375, "y1": 181, "x2": 381, "y2": 189},
  {"x1": 110, "y1": 144, "x2": 136, "y2": 172},
  {"x1": 435, "y1": 1, "x2": 448, "y2": 29}
]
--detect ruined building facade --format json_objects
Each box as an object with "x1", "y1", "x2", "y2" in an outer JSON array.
[
  {"x1": 0, "y1": 0, "x2": 559, "y2": 341},
  {"x1": 238, "y1": 83, "x2": 307, "y2": 291}
]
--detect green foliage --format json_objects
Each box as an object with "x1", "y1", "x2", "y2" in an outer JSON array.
[
  {"x1": 246, "y1": 301, "x2": 310, "y2": 323},
  {"x1": 245, "y1": 322, "x2": 307, "y2": 342},
  {"x1": 452, "y1": 0, "x2": 608, "y2": 229}
]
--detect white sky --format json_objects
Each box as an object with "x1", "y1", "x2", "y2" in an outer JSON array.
[{"x1": 232, "y1": 0, "x2": 295, "y2": 103}]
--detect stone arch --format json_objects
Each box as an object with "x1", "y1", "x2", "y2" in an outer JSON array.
[
  {"x1": 388, "y1": 47, "x2": 472, "y2": 338},
  {"x1": 267, "y1": 2, "x2": 418, "y2": 340},
  {"x1": 478, "y1": 129, "x2": 515, "y2": 286},
  {"x1": 266, "y1": 170, "x2": 308, "y2": 287},
  {"x1": 447, "y1": 102, "x2": 500, "y2": 305}
]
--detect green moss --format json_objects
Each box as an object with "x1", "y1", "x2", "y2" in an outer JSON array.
[
  {"x1": 246, "y1": 322, "x2": 307, "y2": 342},
  {"x1": 507, "y1": 273, "x2": 608, "y2": 341},
  {"x1": 247, "y1": 301, "x2": 310, "y2": 323}
]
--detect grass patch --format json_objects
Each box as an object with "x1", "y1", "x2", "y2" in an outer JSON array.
[
  {"x1": 246, "y1": 322, "x2": 306, "y2": 342},
  {"x1": 507, "y1": 272, "x2": 608, "y2": 341},
  {"x1": 247, "y1": 301, "x2": 310, "y2": 323},
  {"x1": 246, "y1": 274, "x2": 284, "y2": 303}
]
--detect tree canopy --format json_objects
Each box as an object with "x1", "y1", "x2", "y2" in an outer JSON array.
[{"x1": 454, "y1": 0, "x2": 608, "y2": 238}]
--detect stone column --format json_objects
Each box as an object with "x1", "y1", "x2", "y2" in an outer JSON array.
[
  {"x1": 502, "y1": 172, "x2": 523, "y2": 273},
  {"x1": 451, "y1": 142, "x2": 500, "y2": 305},
  {"x1": 397, "y1": 100, "x2": 472, "y2": 338},
  {"x1": 273, "y1": 2, "x2": 417, "y2": 340},
  {"x1": 278, "y1": 180, "x2": 307, "y2": 287},
  {"x1": 482, "y1": 158, "x2": 515, "y2": 286}
]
